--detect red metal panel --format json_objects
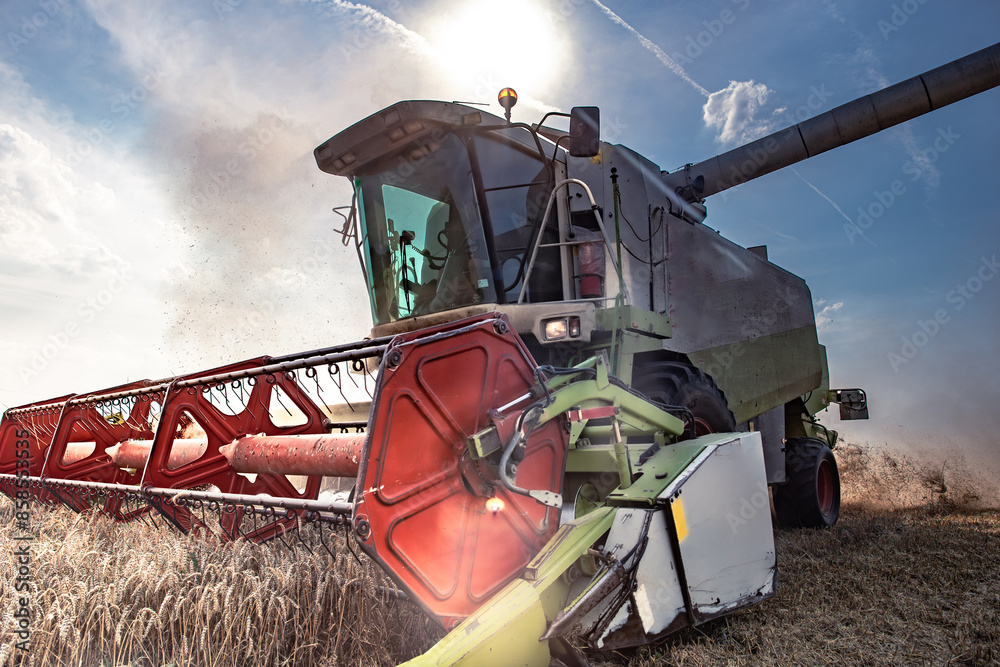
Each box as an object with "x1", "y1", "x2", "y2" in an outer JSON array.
[
  {"x1": 140, "y1": 359, "x2": 326, "y2": 541},
  {"x1": 0, "y1": 381, "x2": 152, "y2": 508},
  {"x1": 0, "y1": 393, "x2": 102, "y2": 506},
  {"x1": 354, "y1": 313, "x2": 567, "y2": 627},
  {"x1": 39, "y1": 382, "x2": 159, "y2": 518}
]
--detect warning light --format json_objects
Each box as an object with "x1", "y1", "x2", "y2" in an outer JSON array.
[
  {"x1": 486, "y1": 497, "x2": 505, "y2": 515},
  {"x1": 498, "y1": 88, "x2": 517, "y2": 123}
]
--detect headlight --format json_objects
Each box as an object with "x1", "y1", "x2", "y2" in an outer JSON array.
[
  {"x1": 544, "y1": 318, "x2": 568, "y2": 341},
  {"x1": 542, "y1": 316, "x2": 581, "y2": 342}
]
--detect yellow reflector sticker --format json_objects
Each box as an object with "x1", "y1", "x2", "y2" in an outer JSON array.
[{"x1": 672, "y1": 496, "x2": 688, "y2": 543}]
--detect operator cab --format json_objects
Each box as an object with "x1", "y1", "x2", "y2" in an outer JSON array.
[{"x1": 315, "y1": 95, "x2": 605, "y2": 351}]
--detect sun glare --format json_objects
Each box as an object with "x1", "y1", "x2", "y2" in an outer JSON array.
[{"x1": 430, "y1": 0, "x2": 563, "y2": 96}]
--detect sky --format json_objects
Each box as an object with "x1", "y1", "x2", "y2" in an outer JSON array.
[{"x1": 1, "y1": 0, "x2": 998, "y2": 478}]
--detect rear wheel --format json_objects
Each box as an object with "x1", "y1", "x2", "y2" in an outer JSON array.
[
  {"x1": 773, "y1": 437, "x2": 840, "y2": 527},
  {"x1": 632, "y1": 362, "x2": 735, "y2": 437}
]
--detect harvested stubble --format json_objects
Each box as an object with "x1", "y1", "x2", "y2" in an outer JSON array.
[
  {"x1": 591, "y1": 442, "x2": 1000, "y2": 667},
  {"x1": 2, "y1": 442, "x2": 998, "y2": 666}
]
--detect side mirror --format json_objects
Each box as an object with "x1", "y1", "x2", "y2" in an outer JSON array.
[{"x1": 569, "y1": 106, "x2": 600, "y2": 158}]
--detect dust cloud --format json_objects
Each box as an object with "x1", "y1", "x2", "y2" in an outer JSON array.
[
  {"x1": 96, "y1": 2, "x2": 465, "y2": 374},
  {"x1": 837, "y1": 439, "x2": 1000, "y2": 511},
  {"x1": 151, "y1": 110, "x2": 367, "y2": 371}
]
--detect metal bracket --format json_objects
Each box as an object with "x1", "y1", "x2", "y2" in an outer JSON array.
[
  {"x1": 566, "y1": 406, "x2": 619, "y2": 422},
  {"x1": 827, "y1": 388, "x2": 869, "y2": 420}
]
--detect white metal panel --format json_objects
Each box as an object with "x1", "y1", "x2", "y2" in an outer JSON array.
[
  {"x1": 632, "y1": 509, "x2": 685, "y2": 635},
  {"x1": 664, "y1": 432, "x2": 776, "y2": 620}
]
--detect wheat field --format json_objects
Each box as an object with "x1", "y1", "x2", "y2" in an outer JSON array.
[
  {"x1": 0, "y1": 509, "x2": 442, "y2": 666},
  {"x1": 2, "y1": 442, "x2": 998, "y2": 666}
]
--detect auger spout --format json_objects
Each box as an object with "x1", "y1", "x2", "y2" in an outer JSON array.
[{"x1": 665, "y1": 41, "x2": 1000, "y2": 200}]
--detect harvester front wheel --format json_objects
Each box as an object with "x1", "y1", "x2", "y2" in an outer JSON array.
[
  {"x1": 633, "y1": 362, "x2": 735, "y2": 436},
  {"x1": 774, "y1": 438, "x2": 840, "y2": 528}
]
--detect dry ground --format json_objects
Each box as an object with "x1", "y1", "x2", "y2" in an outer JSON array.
[{"x1": 1, "y1": 442, "x2": 998, "y2": 666}]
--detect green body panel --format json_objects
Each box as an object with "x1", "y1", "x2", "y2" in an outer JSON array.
[
  {"x1": 803, "y1": 345, "x2": 839, "y2": 447},
  {"x1": 805, "y1": 345, "x2": 832, "y2": 416},
  {"x1": 536, "y1": 358, "x2": 686, "y2": 439},
  {"x1": 686, "y1": 324, "x2": 823, "y2": 424},
  {"x1": 565, "y1": 446, "x2": 618, "y2": 472},
  {"x1": 595, "y1": 305, "x2": 673, "y2": 338},
  {"x1": 401, "y1": 508, "x2": 616, "y2": 667},
  {"x1": 590, "y1": 306, "x2": 673, "y2": 382},
  {"x1": 604, "y1": 441, "x2": 708, "y2": 506},
  {"x1": 565, "y1": 441, "x2": 700, "y2": 475}
]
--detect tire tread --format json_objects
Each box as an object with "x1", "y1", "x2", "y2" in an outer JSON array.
[{"x1": 774, "y1": 437, "x2": 840, "y2": 528}]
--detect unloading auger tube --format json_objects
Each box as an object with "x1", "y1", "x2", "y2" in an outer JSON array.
[{"x1": 661, "y1": 41, "x2": 1000, "y2": 203}]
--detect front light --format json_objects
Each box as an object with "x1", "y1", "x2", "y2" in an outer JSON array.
[
  {"x1": 544, "y1": 318, "x2": 568, "y2": 341},
  {"x1": 568, "y1": 316, "x2": 581, "y2": 338},
  {"x1": 543, "y1": 316, "x2": 582, "y2": 341}
]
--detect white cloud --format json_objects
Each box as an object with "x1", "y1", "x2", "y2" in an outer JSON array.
[
  {"x1": 0, "y1": 48, "x2": 183, "y2": 405},
  {"x1": 702, "y1": 80, "x2": 776, "y2": 146},
  {"x1": 0, "y1": 123, "x2": 121, "y2": 273},
  {"x1": 816, "y1": 301, "x2": 844, "y2": 332}
]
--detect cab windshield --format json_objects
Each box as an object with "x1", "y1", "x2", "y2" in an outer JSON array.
[
  {"x1": 355, "y1": 128, "x2": 555, "y2": 326},
  {"x1": 356, "y1": 133, "x2": 495, "y2": 324}
]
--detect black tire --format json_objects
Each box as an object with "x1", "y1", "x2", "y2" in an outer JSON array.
[
  {"x1": 632, "y1": 362, "x2": 736, "y2": 437},
  {"x1": 773, "y1": 437, "x2": 840, "y2": 528}
]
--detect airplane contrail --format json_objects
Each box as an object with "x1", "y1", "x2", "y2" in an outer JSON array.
[
  {"x1": 791, "y1": 168, "x2": 877, "y2": 247},
  {"x1": 589, "y1": 0, "x2": 710, "y2": 97}
]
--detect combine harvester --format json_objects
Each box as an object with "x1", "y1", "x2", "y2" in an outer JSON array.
[{"x1": 3, "y1": 43, "x2": 998, "y2": 666}]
